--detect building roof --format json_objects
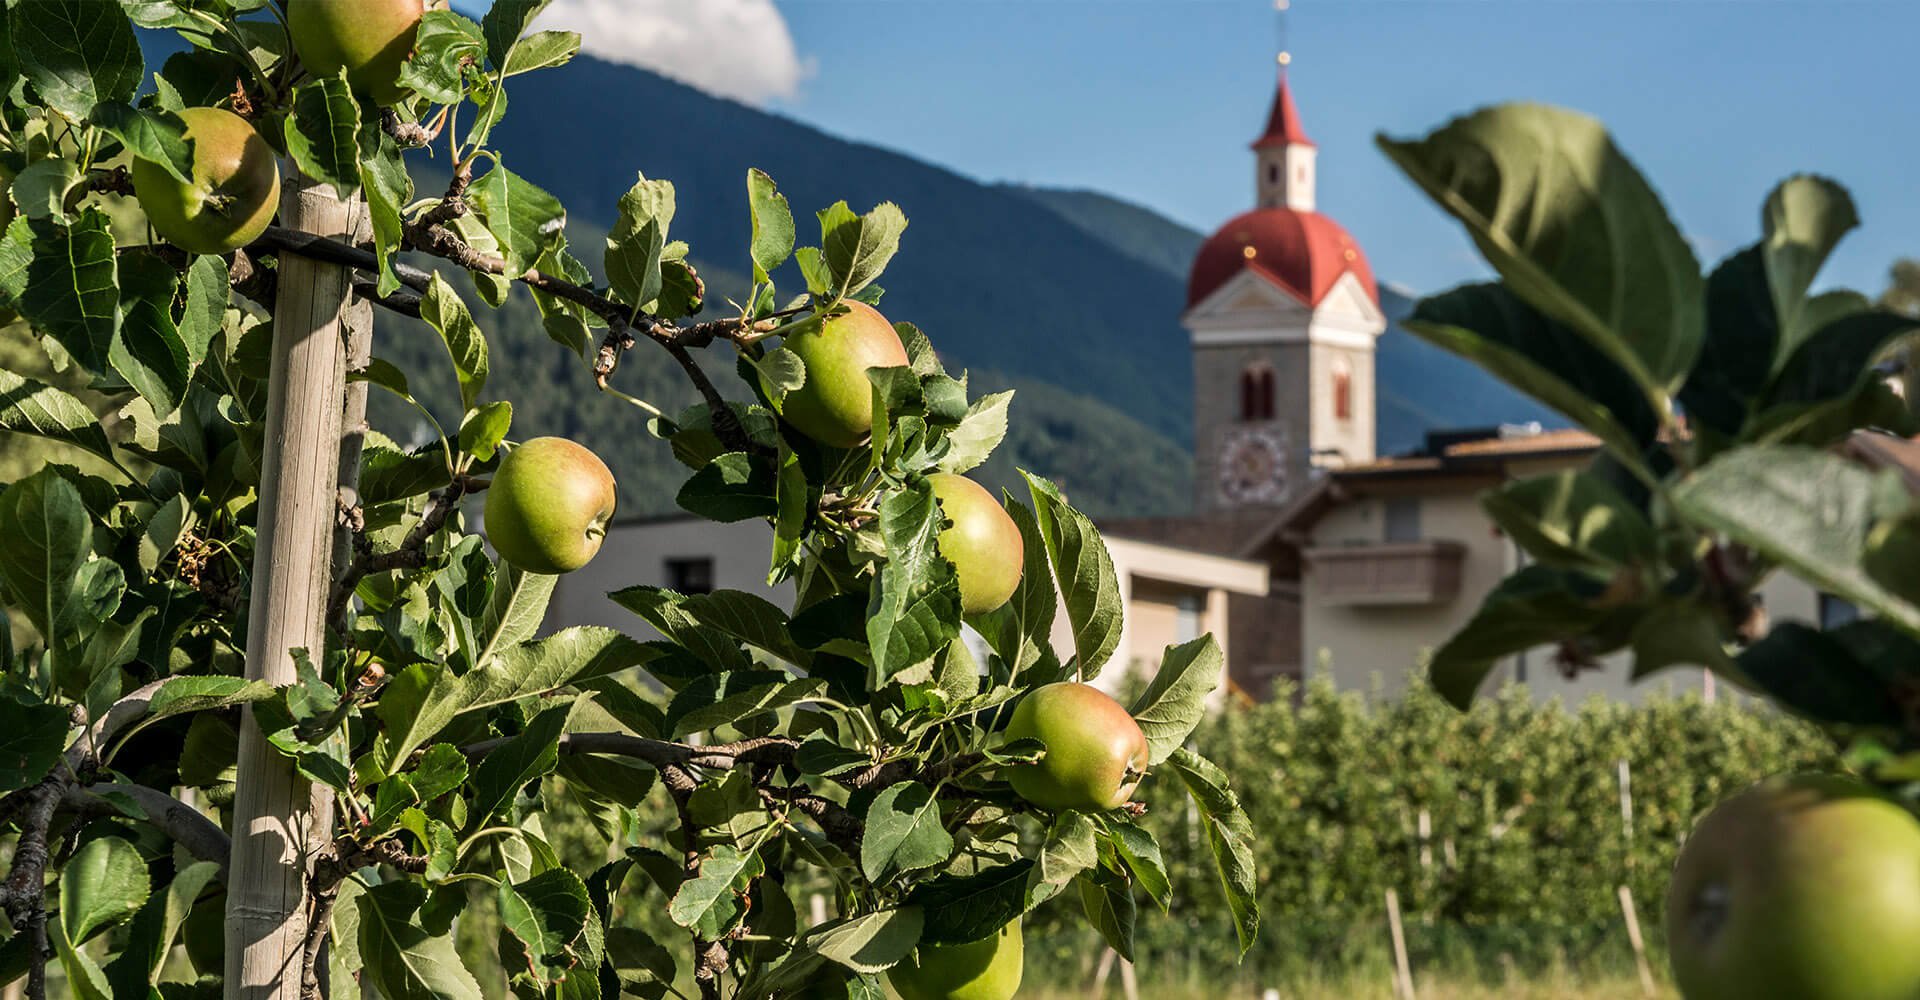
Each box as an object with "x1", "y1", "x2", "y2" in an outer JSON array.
[
  {"x1": 1252, "y1": 72, "x2": 1313, "y2": 150},
  {"x1": 1186, "y1": 208, "x2": 1377, "y2": 309}
]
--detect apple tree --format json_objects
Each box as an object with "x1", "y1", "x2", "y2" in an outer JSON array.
[
  {"x1": 1382, "y1": 105, "x2": 1920, "y2": 998},
  {"x1": 0, "y1": 1, "x2": 1257, "y2": 998}
]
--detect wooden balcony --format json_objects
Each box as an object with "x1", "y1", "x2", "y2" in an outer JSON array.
[{"x1": 1305, "y1": 541, "x2": 1467, "y2": 606}]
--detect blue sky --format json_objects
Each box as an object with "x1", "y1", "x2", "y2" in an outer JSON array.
[{"x1": 478, "y1": 1, "x2": 1920, "y2": 300}]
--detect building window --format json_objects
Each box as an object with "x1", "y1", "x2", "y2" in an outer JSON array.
[
  {"x1": 1819, "y1": 593, "x2": 1861, "y2": 629},
  {"x1": 1175, "y1": 594, "x2": 1203, "y2": 643},
  {"x1": 666, "y1": 557, "x2": 714, "y2": 595},
  {"x1": 1267, "y1": 163, "x2": 1279, "y2": 184},
  {"x1": 1330, "y1": 356, "x2": 1353, "y2": 422},
  {"x1": 1384, "y1": 497, "x2": 1421, "y2": 543},
  {"x1": 1239, "y1": 364, "x2": 1275, "y2": 422}
]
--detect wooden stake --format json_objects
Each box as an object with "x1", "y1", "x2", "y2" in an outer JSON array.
[
  {"x1": 1618, "y1": 885, "x2": 1657, "y2": 998},
  {"x1": 1090, "y1": 947, "x2": 1115, "y2": 997},
  {"x1": 226, "y1": 173, "x2": 367, "y2": 1000},
  {"x1": 1386, "y1": 888, "x2": 1416, "y2": 1000}
]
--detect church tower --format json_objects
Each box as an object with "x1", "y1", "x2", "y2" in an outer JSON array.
[{"x1": 1182, "y1": 64, "x2": 1386, "y2": 514}]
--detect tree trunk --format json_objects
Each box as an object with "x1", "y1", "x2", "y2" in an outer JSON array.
[{"x1": 227, "y1": 172, "x2": 367, "y2": 1000}]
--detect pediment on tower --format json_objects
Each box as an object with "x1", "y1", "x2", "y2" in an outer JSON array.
[
  {"x1": 1311, "y1": 272, "x2": 1388, "y2": 335},
  {"x1": 1182, "y1": 266, "x2": 1314, "y2": 336}
]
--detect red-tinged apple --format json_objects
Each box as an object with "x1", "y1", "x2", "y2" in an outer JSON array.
[
  {"x1": 928, "y1": 472, "x2": 1023, "y2": 615},
  {"x1": 767, "y1": 300, "x2": 908, "y2": 448},
  {"x1": 130, "y1": 107, "x2": 279, "y2": 255},
  {"x1": 287, "y1": 0, "x2": 425, "y2": 104},
  {"x1": 1003, "y1": 682, "x2": 1149, "y2": 813}
]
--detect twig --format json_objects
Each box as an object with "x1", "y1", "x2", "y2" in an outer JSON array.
[
  {"x1": 3, "y1": 778, "x2": 62, "y2": 1000},
  {"x1": 59, "y1": 784, "x2": 232, "y2": 880},
  {"x1": 327, "y1": 475, "x2": 485, "y2": 627}
]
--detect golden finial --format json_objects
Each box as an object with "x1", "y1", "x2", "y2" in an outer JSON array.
[{"x1": 1275, "y1": 0, "x2": 1292, "y2": 68}]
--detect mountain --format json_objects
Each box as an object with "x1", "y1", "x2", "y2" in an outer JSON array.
[{"x1": 1001, "y1": 185, "x2": 1205, "y2": 283}]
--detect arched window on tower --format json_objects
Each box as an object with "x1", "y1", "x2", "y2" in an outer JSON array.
[
  {"x1": 1240, "y1": 363, "x2": 1275, "y2": 422},
  {"x1": 1330, "y1": 356, "x2": 1353, "y2": 422}
]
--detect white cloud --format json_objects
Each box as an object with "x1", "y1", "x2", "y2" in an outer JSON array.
[{"x1": 532, "y1": 0, "x2": 811, "y2": 105}]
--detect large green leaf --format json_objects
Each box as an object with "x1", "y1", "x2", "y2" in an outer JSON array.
[
  {"x1": 1428, "y1": 565, "x2": 1616, "y2": 709},
  {"x1": 399, "y1": 10, "x2": 483, "y2": 105},
  {"x1": 676, "y1": 451, "x2": 778, "y2": 523},
  {"x1": 806, "y1": 907, "x2": 924, "y2": 974},
  {"x1": 0, "y1": 367, "x2": 119, "y2": 468},
  {"x1": 357, "y1": 881, "x2": 485, "y2": 1000},
  {"x1": 1127, "y1": 634, "x2": 1221, "y2": 765},
  {"x1": 1762, "y1": 175, "x2": 1860, "y2": 355},
  {"x1": 62, "y1": 836, "x2": 149, "y2": 943},
  {"x1": 668, "y1": 844, "x2": 763, "y2": 937},
  {"x1": 469, "y1": 162, "x2": 566, "y2": 278},
  {"x1": 466, "y1": 704, "x2": 567, "y2": 823},
  {"x1": 113, "y1": 252, "x2": 190, "y2": 415},
  {"x1": 144, "y1": 675, "x2": 275, "y2": 721},
  {"x1": 904, "y1": 859, "x2": 1033, "y2": 945},
  {"x1": 1379, "y1": 103, "x2": 1703, "y2": 395},
  {"x1": 11, "y1": 0, "x2": 141, "y2": 122},
  {"x1": 860, "y1": 782, "x2": 955, "y2": 885},
  {"x1": 89, "y1": 101, "x2": 191, "y2": 183},
  {"x1": 938, "y1": 390, "x2": 1012, "y2": 475},
  {"x1": 418, "y1": 274, "x2": 488, "y2": 413},
  {"x1": 497, "y1": 867, "x2": 591, "y2": 985},
  {"x1": 668, "y1": 671, "x2": 822, "y2": 738},
  {"x1": 0, "y1": 698, "x2": 70, "y2": 795},
  {"x1": 284, "y1": 74, "x2": 362, "y2": 195},
  {"x1": 0, "y1": 467, "x2": 92, "y2": 639},
  {"x1": 1103, "y1": 821, "x2": 1173, "y2": 912},
  {"x1": 1679, "y1": 245, "x2": 1776, "y2": 436},
  {"x1": 1732, "y1": 622, "x2": 1905, "y2": 728},
  {"x1": 1077, "y1": 867, "x2": 1137, "y2": 962},
  {"x1": 1164, "y1": 748, "x2": 1258, "y2": 956},
  {"x1": 481, "y1": 0, "x2": 553, "y2": 69},
  {"x1": 605, "y1": 173, "x2": 675, "y2": 311},
  {"x1": 104, "y1": 860, "x2": 219, "y2": 995},
  {"x1": 1479, "y1": 470, "x2": 1658, "y2": 574},
  {"x1": 1023, "y1": 472, "x2": 1121, "y2": 678},
  {"x1": 1673, "y1": 446, "x2": 1920, "y2": 635},
  {"x1": 818, "y1": 200, "x2": 907, "y2": 299},
  {"x1": 22, "y1": 211, "x2": 118, "y2": 373},
  {"x1": 747, "y1": 168, "x2": 795, "y2": 282},
  {"x1": 866, "y1": 479, "x2": 962, "y2": 686},
  {"x1": 976, "y1": 496, "x2": 1058, "y2": 681},
  {"x1": 1406, "y1": 282, "x2": 1659, "y2": 462}
]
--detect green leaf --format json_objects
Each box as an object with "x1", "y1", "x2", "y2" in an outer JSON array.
[
  {"x1": 90, "y1": 101, "x2": 191, "y2": 183},
  {"x1": 47, "y1": 918, "x2": 110, "y2": 1000},
  {"x1": 381, "y1": 626, "x2": 654, "y2": 770},
  {"x1": 1029, "y1": 812, "x2": 1099, "y2": 907},
  {"x1": 1104, "y1": 821, "x2": 1173, "y2": 912},
  {"x1": 1165, "y1": 748, "x2": 1259, "y2": 956},
  {"x1": 822, "y1": 201, "x2": 908, "y2": 299},
  {"x1": 359, "y1": 119, "x2": 412, "y2": 295},
  {"x1": 0, "y1": 367, "x2": 119, "y2": 468},
  {"x1": 113, "y1": 251, "x2": 190, "y2": 415},
  {"x1": 1428, "y1": 565, "x2": 1614, "y2": 710},
  {"x1": 1479, "y1": 470, "x2": 1658, "y2": 573},
  {"x1": 1731, "y1": 622, "x2": 1904, "y2": 727},
  {"x1": 794, "y1": 246, "x2": 830, "y2": 296},
  {"x1": 419, "y1": 273, "x2": 489, "y2": 412},
  {"x1": 668, "y1": 671, "x2": 822, "y2": 738},
  {"x1": 0, "y1": 698, "x2": 70, "y2": 795},
  {"x1": 497, "y1": 867, "x2": 591, "y2": 984},
  {"x1": 456, "y1": 400, "x2": 512, "y2": 461},
  {"x1": 1763, "y1": 175, "x2": 1860, "y2": 354},
  {"x1": 0, "y1": 467, "x2": 91, "y2": 639},
  {"x1": 467, "y1": 704, "x2": 568, "y2": 823},
  {"x1": 905, "y1": 860, "x2": 1033, "y2": 945},
  {"x1": 771, "y1": 443, "x2": 809, "y2": 582},
  {"x1": 669, "y1": 844, "x2": 763, "y2": 934},
  {"x1": 22, "y1": 211, "x2": 119, "y2": 373},
  {"x1": 683, "y1": 589, "x2": 809, "y2": 665},
  {"x1": 476, "y1": 563, "x2": 556, "y2": 665},
  {"x1": 178, "y1": 254, "x2": 226, "y2": 367},
  {"x1": 1127, "y1": 634, "x2": 1222, "y2": 766},
  {"x1": 399, "y1": 10, "x2": 483, "y2": 105},
  {"x1": 806, "y1": 907, "x2": 925, "y2": 974},
  {"x1": 62, "y1": 836, "x2": 149, "y2": 943},
  {"x1": 1673, "y1": 446, "x2": 1920, "y2": 635},
  {"x1": 938, "y1": 390, "x2": 1011, "y2": 474},
  {"x1": 606, "y1": 173, "x2": 676, "y2": 311},
  {"x1": 1023, "y1": 472, "x2": 1121, "y2": 678},
  {"x1": 470, "y1": 162, "x2": 566, "y2": 278},
  {"x1": 610, "y1": 586, "x2": 753, "y2": 672},
  {"x1": 284, "y1": 74, "x2": 363, "y2": 196},
  {"x1": 11, "y1": 0, "x2": 141, "y2": 122},
  {"x1": 500, "y1": 29, "x2": 578, "y2": 76},
  {"x1": 104, "y1": 859, "x2": 218, "y2": 995},
  {"x1": 860, "y1": 782, "x2": 955, "y2": 884},
  {"x1": 1378, "y1": 103, "x2": 1703, "y2": 395},
  {"x1": 1406, "y1": 283, "x2": 1659, "y2": 462},
  {"x1": 1764, "y1": 310, "x2": 1920, "y2": 411},
  {"x1": 1077, "y1": 867, "x2": 1137, "y2": 962},
  {"x1": 145, "y1": 675, "x2": 275, "y2": 721},
  {"x1": 357, "y1": 881, "x2": 486, "y2": 1000},
  {"x1": 1681, "y1": 245, "x2": 1780, "y2": 437},
  {"x1": 481, "y1": 0, "x2": 553, "y2": 70},
  {"x1": 11, "y1": 158, "x2": 84, "y2": 220},
  {"x1": 677, "y1": 451, "x2": 778, "y2": 522},
  {"x1": 866, "y1": 479, "x2": 962, "y2": 686},
  {"x1": 747, "y1": 168, "x2": 795, "y2": 282}
]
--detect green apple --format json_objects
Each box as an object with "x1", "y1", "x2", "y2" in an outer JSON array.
[
  {"x1": 1003, "y1": 683, "x2": 1149, "y2": 813},
  {"x1": 483, "y1": 437, "x2": 617, "y2": 574},
  {"x1": 887, "y1": 920, "x2": 1022, "y2": 1000},
  {"x1": 768, "y1": 300, "x2": 908, "y2": 448},
  {"x1": 130, "y1": 107, "x2": 279, "y2": 255},
  {"x1": 287, "y1": 0, "x2": 424, "y2": 104},
  {"x1": 1666, "y1": 773, "x2": 1920, "y2": 1000},
  {"x1": 928, "y1": 472, "x2": 1023, "y2": 615}
]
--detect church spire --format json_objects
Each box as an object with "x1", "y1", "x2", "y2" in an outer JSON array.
[
  {"x1": 1252, "y1": 41, "x2": 1317, "y2": 211},
  {"x1": 1253, "y1": 69, "x2": 1314, "y2": 151}
]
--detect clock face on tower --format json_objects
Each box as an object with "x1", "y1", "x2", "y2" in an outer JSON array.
[{"x1": 1216, "y1": 425, "x2": 1290, "y2": 506}]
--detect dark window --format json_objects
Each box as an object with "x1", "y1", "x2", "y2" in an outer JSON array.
[
  {"x1": 1268, "y1": 163, "x2": 1280, "y2": 183},
  {"x1": 1332, "y1": 366, "x2": 1352, "y2": 421},
  {"x1": 666, "y1": 557, "x2": 715, "y2": 595},
  {"x1": 1384, "y1": 497, "x2": 1421, "y2": 543},
  {"x1": 1819, "y1": 593, "x2": 1861, "y2": 629},
  {"x1": 1240, "y1": 365, "x2": 1276, "y2": 422}
]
